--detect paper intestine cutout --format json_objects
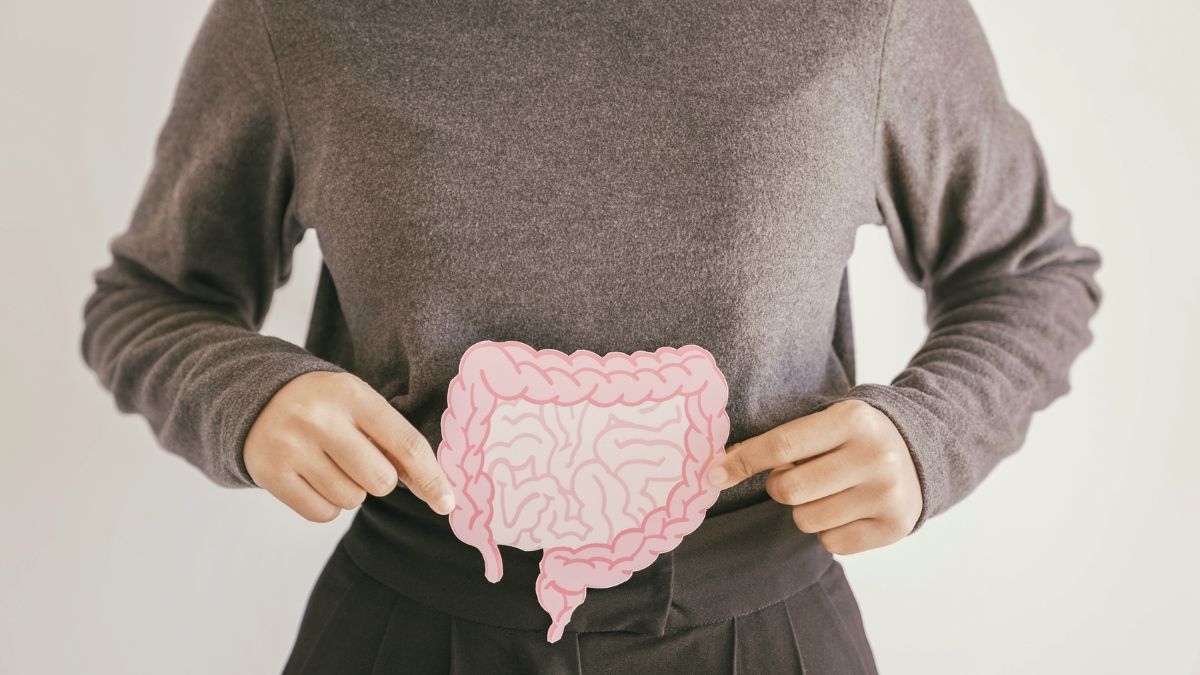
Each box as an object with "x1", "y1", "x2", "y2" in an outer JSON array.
[{"x1": 436, "y1": 340, "x2": 730, "y2": 643}]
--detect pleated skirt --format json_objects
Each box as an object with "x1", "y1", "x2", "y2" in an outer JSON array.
[{"x1": 282, "y1": 541, "x2": 878, "y2": 675}]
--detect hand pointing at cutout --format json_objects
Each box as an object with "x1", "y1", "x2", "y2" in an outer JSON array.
[
  {"x1": 707, "y1": 400, "x2": 923, "y2": 555},
  {"x1": 244, "y1": 371, "x2": 455, "y2": 522}
]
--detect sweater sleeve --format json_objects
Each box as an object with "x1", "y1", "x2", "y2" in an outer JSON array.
[
  {"x1": 80, "y1": 0, "x2": 344, "y2": 488},
  {"x1": 838, "y1": 0, "x2": 1103, "y2": 529}
]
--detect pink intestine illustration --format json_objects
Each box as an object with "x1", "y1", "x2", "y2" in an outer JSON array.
[{"x1": 436, "y1": 340, "x2": 730, "y2": 643}]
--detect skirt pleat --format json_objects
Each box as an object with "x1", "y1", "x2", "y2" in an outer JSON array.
[
  {"x1": 284, "y1": 542, "x2": 877, "y2": 674},
  {"x1": 574, "y1": 612, "x2": 733, "y2": 674},
  {"x1": 370, "y1": 590, "x2": 452, "y2": 675},
  {"x1": 282, "y1": 545, "x2": 399, "y2": 675},
  {"x1": 445, "y1": 614, "x2": 583, "y2": 674},
  {"x1": 780, "y1": 563, "x2": 879, "y2": 675},
  {"x1": 728, "y1": 598, "x2": 806, "y2": 674}
]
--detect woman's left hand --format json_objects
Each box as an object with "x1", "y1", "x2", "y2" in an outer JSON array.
[{"x1": 706, "y1": 400, "x2": 923, "y2": 555}]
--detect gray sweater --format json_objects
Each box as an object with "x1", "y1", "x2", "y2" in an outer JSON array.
[{"x1": 81, "y1": 0, "x2": 1101, "y2": 532}]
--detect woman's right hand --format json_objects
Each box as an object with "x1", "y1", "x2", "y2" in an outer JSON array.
[{"x1": 244, "y1": 371, "x2": 456, "y2": 522}]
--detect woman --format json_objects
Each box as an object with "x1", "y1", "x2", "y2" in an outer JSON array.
[{"x1": 81, "y1": 0, "x2": 1101, "y2": 672}]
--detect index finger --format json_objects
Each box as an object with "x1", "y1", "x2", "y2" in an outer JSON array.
[
  {"x1": 707, "y1": 405, "x2": 851, "y2": 490},
  {"x1": 353, "y1": 393, "x2": 456, "y2": 515}
]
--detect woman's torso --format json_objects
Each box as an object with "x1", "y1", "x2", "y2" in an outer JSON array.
[{"x1": 263, "y1": 0, "x2": 890, "y2": 632}]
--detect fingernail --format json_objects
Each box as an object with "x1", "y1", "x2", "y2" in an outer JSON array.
[
  {"x1": 433, "y1": 492, "x2": 456, "y2": 515},
  {"x1": 707, "y1": 465, "x2": 728, "y2": 488}
]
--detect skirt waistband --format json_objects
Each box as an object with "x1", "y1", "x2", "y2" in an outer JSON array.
[{"x1": 339, "y1": 493, "x2": 833, "y2": 638}]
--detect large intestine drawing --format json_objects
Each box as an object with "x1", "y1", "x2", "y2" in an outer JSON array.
[{"x1": 436, "y1": 340, "x2": 730, "y2": 643}]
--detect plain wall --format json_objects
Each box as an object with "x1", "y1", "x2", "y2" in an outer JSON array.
[{"x1": 2, "y1": 1, "x2": 1197, "y2": 672}]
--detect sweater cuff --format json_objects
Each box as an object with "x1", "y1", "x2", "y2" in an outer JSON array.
[
  {"x1": 827, "y1": 383, "x2": 951, "y2": 532},
  {"x1": 213, "y1": 342, "x2": 346, "y2": 488}
]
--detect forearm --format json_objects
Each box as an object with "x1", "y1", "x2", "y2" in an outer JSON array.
[
  {"x1": 79, "y1": 0, "x2": 345, "y2": 488},
  {"x1": 855, "y1": 0, "x2": 1103, "y2": 528},
  {"x1": 844, "y1": 255, "x2": 1100, "y2": 527},
  {"x1": 82, "y1": 264, "x2": 343, "y2": 487}
]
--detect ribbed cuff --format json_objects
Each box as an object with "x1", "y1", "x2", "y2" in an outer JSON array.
[
  {"x1": 821, "y1": 383, "x2": 951, "y2": 533},
  {"x1": 213, "y1": 341, "x2": 347, "y2": 488}
]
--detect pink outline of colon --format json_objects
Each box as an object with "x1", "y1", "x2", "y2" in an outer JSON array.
[{"x1": 437, "y1": 340, "x2": 730, "y2": 643}]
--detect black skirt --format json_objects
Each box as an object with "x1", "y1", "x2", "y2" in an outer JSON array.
[{"x1": 282, "y1": 510, "x2": 879, "y2": 674}]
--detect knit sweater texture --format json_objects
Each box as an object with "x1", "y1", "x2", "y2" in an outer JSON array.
[{"x1": 81, "y1": 0, "x2": 1102, "y2": 535}]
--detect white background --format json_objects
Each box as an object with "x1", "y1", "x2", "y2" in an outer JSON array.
[{"x1": 2, "y1": 1, "x2": 1197, "y2": 673}]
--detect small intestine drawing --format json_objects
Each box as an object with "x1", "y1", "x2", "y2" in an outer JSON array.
[{"x1": 436, "y1": 340, "x2": 730, "y2": 643}]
